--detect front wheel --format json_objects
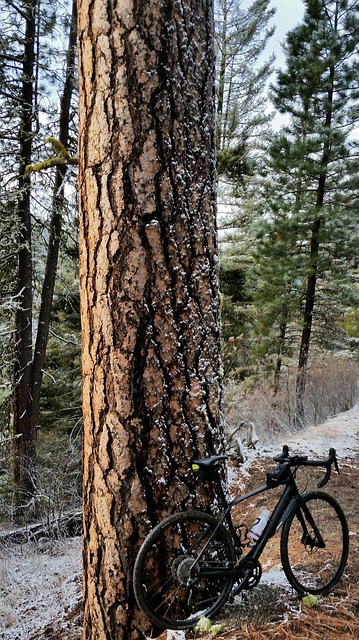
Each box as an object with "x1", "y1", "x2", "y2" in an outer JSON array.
[
  {"x1": 133, "y1": 510, "x2": 236, "y2": 630},
  {"x1": 281, "y1": 491, "x2": 349, "y2": 595}
]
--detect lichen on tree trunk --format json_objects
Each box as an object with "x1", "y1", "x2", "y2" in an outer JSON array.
[{"x1": 78, "y1": 1, "x2": 222, "y2": 637}]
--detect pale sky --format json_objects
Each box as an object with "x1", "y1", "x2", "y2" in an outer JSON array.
[
  {"x1": 266, "y1": 0, "x2": 306, "y2": 128},
  {"x1": 270, "y1": 0, "x2": 305, "y2": 68}
]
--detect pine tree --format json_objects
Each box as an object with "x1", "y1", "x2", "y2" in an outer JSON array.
[
  {"x1": 215, "y1": 0, "x2": 275, "y2": 163},
  {"x1": 78, "y1": 0, "x2": 222, "y2": 635},
  {"x1": 12, "y1": 0, "x2": 38, "y2": 518},
  {"x1": 214, "y1": 0, "x2": 276, "y2": 375},
  {"x1": 255, "y1": 0, "x2": 359, "y2": 421}
]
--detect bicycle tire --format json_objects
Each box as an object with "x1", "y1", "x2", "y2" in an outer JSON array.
[
  {"x1": 280, "y1": 491, "x2": 349, "y2": 595},
  {"x1": 133, "y1": 510, "x2": 236, "y2": 630}
]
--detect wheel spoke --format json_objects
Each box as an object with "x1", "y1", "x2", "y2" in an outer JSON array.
[
  {"x1": 133, "y1": 511, "x2": 235, "y2": 629},
  {"x1": 281, "y1": 492, "x2": 349, "y2": 595}
]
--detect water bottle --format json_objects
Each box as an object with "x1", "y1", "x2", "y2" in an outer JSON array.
[{"x1": 249, "y1": 508, "x2": 270, "y2": 542}]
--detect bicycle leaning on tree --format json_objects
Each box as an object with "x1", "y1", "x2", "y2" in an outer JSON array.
[{"x1": 133, "y1": 445, "x2": 349, "y2": 630}]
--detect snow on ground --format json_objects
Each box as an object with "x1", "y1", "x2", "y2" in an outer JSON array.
[
  {"x1": 227, "y1": 404, "x2": 359, "y2": 602},
  {"x1": 0, "y1": 537, "x2": 82, "y2": 639},
  {"x1": 282, "y1": 402, "x2": 359, "y2": 457},
  {"x1": 0, "y1": 405, "x2": 358, "y2": 640}
]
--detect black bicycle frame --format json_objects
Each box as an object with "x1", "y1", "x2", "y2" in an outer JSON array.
[
  {"x1": 229, "y1": 478, "x2": 301, "y2": 561},
  {"x1": 196, "y1": 472, "x2": 303, "y2": 579}
]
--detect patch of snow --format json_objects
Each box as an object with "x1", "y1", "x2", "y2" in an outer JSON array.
[
  {"x1": 260, "y1": 566, "x2": 291, "y2": 589},
  {"x1": 241, "y1": 403, "x2": 359, "y2": 463},
  {"x1": 0, "y1": 537, "x2": 82, "y2": 639},
  {"x1": 166, "y1": 631, "x2": 186, "y2": 640},
  {"x1": 282, "y1": 404, "x2": 359, "y2": 459},
  {"x1": 227, "y1": 447, "x2": 260, "y2": 493}
]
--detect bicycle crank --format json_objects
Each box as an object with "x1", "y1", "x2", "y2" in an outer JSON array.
[{"x1": 233, "y1": 558, "x2": 262, "y2": 594}]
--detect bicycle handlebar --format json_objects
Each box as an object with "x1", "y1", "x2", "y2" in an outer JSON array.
[{"x1": 273, "y1": 445, "x2": 340, "y2": 488}]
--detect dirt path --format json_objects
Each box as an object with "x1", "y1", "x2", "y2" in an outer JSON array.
[
  {"x1": 0, "y1": 406, "x2": 358, "y2": 640},
  {"x1": 283, "y1": 402, "x2": 359, "y2": 457}
]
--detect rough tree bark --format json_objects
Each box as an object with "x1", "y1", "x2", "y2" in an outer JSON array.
[{"x1": 78, "y1": 0, "x2": 222, "y2": 638}]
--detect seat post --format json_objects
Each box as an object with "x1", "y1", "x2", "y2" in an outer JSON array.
[
  {"x1": 192, "y1": 456, "x2": 230, "y2": 509},
  {"x1": 210, "y1": 466, "x2": 230, "y2": 509}
]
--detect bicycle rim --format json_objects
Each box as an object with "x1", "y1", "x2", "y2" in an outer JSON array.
[
  {"x1": 281, "y1": 491, "x2": 349, "y2": 595},
  {"x1": 133, "y1": 510, "x2": 236, "y2": 630}
]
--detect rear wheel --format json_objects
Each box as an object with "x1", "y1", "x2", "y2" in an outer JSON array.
[
  {"x1": 281, "y1": 491, "x2": 349, "y2": 594},
  {"x1": 133, "y1": 510, "x2": 236, "y2": 630}
]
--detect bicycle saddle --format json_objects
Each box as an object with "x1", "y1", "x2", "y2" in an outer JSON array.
[{"x1": 192, "y1": 455, "x2": 227, "y2": 470}]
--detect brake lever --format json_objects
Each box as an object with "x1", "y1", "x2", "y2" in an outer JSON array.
[
  {"x1": 329, "y1": 447, "x2": 340, "y2": 475},
  {"x1": 273, "y1": 444, "x2": 289, "y2": 463},
  {"x1": 317, "y1": 448, "x2": 338, "y2": 488},
  {"x1": 317, "y1": 465, "x2": 331, "y2": 488}
]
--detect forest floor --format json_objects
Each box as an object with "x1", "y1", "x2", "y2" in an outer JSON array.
[{"x1": 0, "y1": 404, "x2": 358, "y2": 640}]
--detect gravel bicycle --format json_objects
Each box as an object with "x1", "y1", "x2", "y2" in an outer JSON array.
[{"x1": 133, "y1": 446, "x2": 349, "y2": 630}]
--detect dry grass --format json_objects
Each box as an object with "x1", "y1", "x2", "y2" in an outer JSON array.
[{"x1": 224, "y1": 355, "x2": 359, "y2": 444}]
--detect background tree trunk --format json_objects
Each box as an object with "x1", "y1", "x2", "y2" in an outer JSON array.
[
  {"x1": 78, "y1": 0, "x2": 222, "y2": 637},
  {"x1": 13, "y1": 0, "x2": 38, "y2": 520},
  {"x1": 29, "y1": 0, "x2": 78, "y2": 456},
  {"x1": 295, "y1": 59, "x2": 335, "y2": 423},
  {"x1": 13, "y1": 0, "x2": 78, "y2": 521}
]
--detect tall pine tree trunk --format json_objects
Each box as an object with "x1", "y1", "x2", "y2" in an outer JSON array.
[
  {"x1": 13, "y1": 0, "x2": 38, "y2": 520},
  {"x1": 13, "y1": 0, "x2": 77, "y2": 521},
  {"x1": 295, "y1": 61, "x2": 335, "y2": 424},
  {"x1": 273, "y1": 315, "x2": 287, "y2": 398},
  {"x1": 29, "y1": 0, "x2": 77, "y2": 456},
  {"x1": 78, "y1": 0, "x2": 222, "y2": 637},
  {"x1": 216, "y1": 0, "x2": 228, "y2": 149},
  {"x1": 295, "y1": 219, "x2": 321, "y2": 423}
]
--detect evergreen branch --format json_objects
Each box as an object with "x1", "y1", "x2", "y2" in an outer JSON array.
[{"x1": 0, "y1": 52, "x2": 23, "y2": 63}]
